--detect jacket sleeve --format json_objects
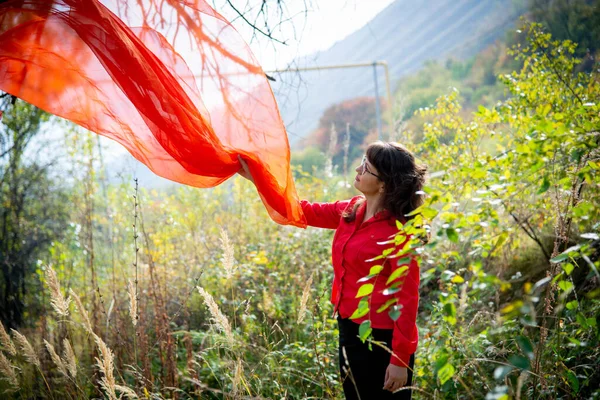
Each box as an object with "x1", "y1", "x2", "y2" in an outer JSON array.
[
  {"x1": 389, "y1": 253, "x2": 420, "y2": 367},
  {"x1": 300, "y1": 199, "x2": 351, "y2": 230}
]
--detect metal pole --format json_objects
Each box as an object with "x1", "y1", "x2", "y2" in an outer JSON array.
[
  {"x1": 267, "y1": 60, "x2": 385, "y2": 73},
  {"x1": 381, "y1": 61, "x2": 393, "y2": 125},
  {"x1": 265, "y1": 62, "x2": 392, "y2": 112},
  {"x1": 372, "y1": 62, "x2": 382, "y2": 140},
  {"x1": 266, "y1": 60, "x2": 393, "y2": 139}
]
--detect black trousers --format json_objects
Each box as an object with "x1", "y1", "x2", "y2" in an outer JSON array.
[{"x1": 338, "y1": 317, "x2": 415, "y2": 400}]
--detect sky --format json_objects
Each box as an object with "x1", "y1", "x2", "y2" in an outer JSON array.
[{"x1": 214, "y1": 0, "x2": 396, "y2": 70}]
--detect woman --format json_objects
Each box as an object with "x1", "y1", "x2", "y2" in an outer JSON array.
[{"x1": 239, "y1": 141, "x2": 427, "y2": 399}]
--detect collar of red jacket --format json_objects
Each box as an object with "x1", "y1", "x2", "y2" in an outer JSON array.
[{"x1": 353, "y1": 198, "x2": 397, "y2": 227}]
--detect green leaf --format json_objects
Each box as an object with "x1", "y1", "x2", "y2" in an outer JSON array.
[
  {"x1": 358, "y1": 320, "x2": 372, "y2": 342},
  {"x1": 558, "y1": 280, "x2": 573, "y2": 293},
  {"x1": 576, "y1": 312, "x2": 589, "y2": 328},
  {"x1": 406, "y1": 206, "x2": 438, "y2": 220},
  {"x1": 357, "y1": 274, "x2": 377, "y2": 283},
  {"x1": 388, "y1": 305, "x2": 402, "y2": 321},
  {"x1": 566, "y1": 370, "x2": 579, "y2": 393},
  {"x1": 349, "y1": 299, "x2": 369, "y2": 320},
  {"x1": 434, "y1": 355, "x2": 449, "y2": 369},
  {"x1": 382, "y1": 248, "x2": 394, "y2": 257},
  {"x1": 376, "y1": 299, "x2": 397, "y2": 313},
  {"x1": 349, "y1": 307, "x2": 369, "y2": 320},
  {"x1": 443, "y1": 303, "x2": 457, "y2": 325},
  {"x1": 551, "y1": 245, "x2": 582, "y2": 263},
  {"x1": 571, "y1": 149, "x2": 584, "y2": 162},
  {"x1": 508, "y1": 354, "x2": 530, "y2": 370},
  {"x1": 581, "y1": 233, "x2": 599, "y2": 240},
  {"x1": 356, "y1": 283, "x2": 374, "y2": 298},
  {"x1": 562, "y1": 263, "x2": 574, "y2": 275},
  {"x1": 421, "y1": 207, "x2": 438, "y2": 220},
  {"x1": 437, "y1": 363, "x2": 455, "y2": 385},
  {"x1": 395, "y1": 257, "x2": 412, "y2": 266},
  {"x1": 501, "y1": 300, "x2": 523, "y2": 315},
  {"x1": 386, "y1": 266, "x2": 409, "y2": 285},
  {"x1": 495, "y1": 232, "x2": 508, "y2": 249},
  {"x1": 383, "y1": 286, "x2": 402, "y2": 296},
  {"x1": 565, "y1": 300, "x2": 578, "y2": 310},
  {"x1": 369, "y1": 265, "x2": 384, "y2": 275},
  {"x1": 516, "y1": 336, "x2": 534, "y2": 360},
  {"x1": 446, "y1": 228, "x2": 459, "y2": 243},
  {"x1": 537, "y1": 176, "x2": 550, "y2": 194},
  {"x1": 357, "y1": 265, "x2": 385, "y2": 283},
  {"x1": 550, "y1": 253, "x2": 569, "y2": 263},
  {"x1": 532, "y1": 277, "x2": 551, "y2": 292},
  {"x1": 540, "y1": 103, "x2": 551, "y2": 116},
  {"x1": 493, "y1": 365, "x2": 513, "y2": 380}
]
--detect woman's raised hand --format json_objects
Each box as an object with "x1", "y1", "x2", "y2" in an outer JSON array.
[{"x1": 237, "y1": 155, "x2": 254, "y2": 183}]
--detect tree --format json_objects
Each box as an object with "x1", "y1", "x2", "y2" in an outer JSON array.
[
  {"x1": 300, "y1": 97, "x2": 380, "y2": 169},
  {"x1": 403, "y1": 23, "x2": 600, "y2": 398},
  {"x1": 0, "y1": 98, "x2": 68, "y2": 329},
  {"x1": 528, "y1": 0, "x2": 600, "y2": 58}
]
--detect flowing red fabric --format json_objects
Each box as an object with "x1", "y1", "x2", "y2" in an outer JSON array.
[{"x1": 0, "y1": 0, "x2": 307, "y2": 227}]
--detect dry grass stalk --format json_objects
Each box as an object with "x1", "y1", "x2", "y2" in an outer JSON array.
[
  {"x1": 343, "y1": 123, "x2": 351, "y2": 176},
  {"x1": 196, "y1": 287, "x2": 234, "y2": 346},
  {"x1": 219, "y1": 227, "x2": 236, "y2": 279},
  {"x1": 93, "y1": 333, "x2": 117, "y2": 400},
  {"x1": 44, "y1": 339, "x2": 69, "y2": 378},
  {"x1": 69, "y1": 289, "x2": 93, "y2": 334},
  {"x1": 62, "y1": 338, "x2": 77, "y2": 378},
  {"x1": 458, "y1": 282, "x2": 468, "y2": 314},
  {"x1": 10, "y1": 329, "x2": 40, "y2": 367},
  {"x1": 261, "y1": 289, "x2": 275, "y2": 318},
  {"x1": 0, "y1": 321, "x2": 16, "y2": 356},
  {"x1": 324, "y1": 123, "x2": 338, "y2": 177},
  {"x1": 127, "y1": 280, "x2": 138, "y2": 326},
  {"x1": 45, "y1": 265, "x2": 71, "y2": 317},
  {"x1": 297, "y1": 272, "x2": 314, "y2": 324},
  {"x1": 232, "y1": 358, "x2": 243, "y2": 396},
  {"x1": 0, "y1": 351, "x2": 18, "y2": 390},
  {"x1": 115, "y1": 384, "x2": 139, "y2": 399}
]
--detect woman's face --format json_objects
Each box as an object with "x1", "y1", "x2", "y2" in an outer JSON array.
[{"x1": 354, "y1": 155, "x2": 384, "y2": 196}]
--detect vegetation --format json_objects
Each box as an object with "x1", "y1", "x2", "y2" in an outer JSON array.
[
  {"x1": 394, "y1": 23, "x2": 600, "y2": 399},
  {"x1": 293, "y1": 98, "x2": 381, "y2": 175},
  {"x1": 0, "y1": 21, "x2": 598, "y2": 400}
]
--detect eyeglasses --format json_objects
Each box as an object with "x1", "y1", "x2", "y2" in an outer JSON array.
[{"x1": 359, "y1": 156, "x2": 382, "y2": 179}]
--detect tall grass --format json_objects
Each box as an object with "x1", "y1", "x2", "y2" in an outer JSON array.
[{"x1": 0, "y1": 173, "x2": 349, "y2": 398}]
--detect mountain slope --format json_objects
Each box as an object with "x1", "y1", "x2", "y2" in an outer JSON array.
[{"x1": 272, "y1": 0, "x2": 523, "y2": 144}]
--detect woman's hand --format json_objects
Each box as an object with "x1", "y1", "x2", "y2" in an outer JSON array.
[
  {"x1": 383, "y1": 364, "x2": 408, "y2": 392},
  {"x1": 237, "y1": 155, "x2": 253, "y2": 183}
]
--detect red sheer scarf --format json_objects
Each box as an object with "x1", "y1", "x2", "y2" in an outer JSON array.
[{"x1": 0, "y1": 0, "x2": 306, "y2": 227}]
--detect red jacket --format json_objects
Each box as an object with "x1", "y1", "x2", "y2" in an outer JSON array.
[{"x1": 301, "y1": 196, "x2": 419, "y2": 367}]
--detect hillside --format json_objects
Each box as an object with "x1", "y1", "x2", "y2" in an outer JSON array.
[{"x1": 273, "y1": 0, "x2": 524, "y2": 143}]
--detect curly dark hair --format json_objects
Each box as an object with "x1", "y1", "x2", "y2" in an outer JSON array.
[{"x1": 343, "y1": 141, "x2": 427, "y2": 223}]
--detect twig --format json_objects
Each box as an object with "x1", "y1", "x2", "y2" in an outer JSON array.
[{"x1": 225, "y1": 0, "x2": 287, "y2": 45}]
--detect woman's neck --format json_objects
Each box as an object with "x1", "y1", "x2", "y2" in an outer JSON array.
[{"x1": 363, "y1": 193, "x2": 384, "y2": 221}]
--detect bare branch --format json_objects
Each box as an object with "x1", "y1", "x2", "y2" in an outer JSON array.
[{"x1": 225, "y1": 0, "x2": 287, "y2": 45}]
